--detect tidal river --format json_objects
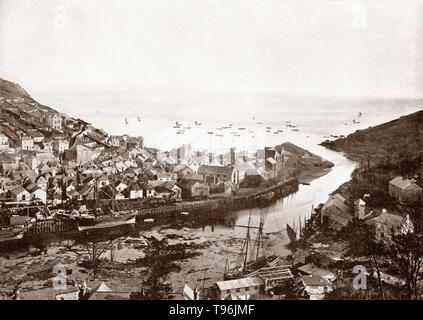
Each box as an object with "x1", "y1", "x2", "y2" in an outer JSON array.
[{"x1": 222, "y1": 130, "x2": 358, "y2": 240}]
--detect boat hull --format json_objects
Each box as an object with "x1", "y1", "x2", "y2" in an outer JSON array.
[{"x1": 77, "y1": 216, "x2": 136, "y2": 231}]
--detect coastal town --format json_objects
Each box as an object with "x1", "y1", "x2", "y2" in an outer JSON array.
[{"x1": 1, "y1": 77, "x2": 422, "y2": 301}]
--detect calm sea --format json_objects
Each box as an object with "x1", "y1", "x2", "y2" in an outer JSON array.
[{"x1": 33, "y1": 88, "x2": 422, "y2": 153}]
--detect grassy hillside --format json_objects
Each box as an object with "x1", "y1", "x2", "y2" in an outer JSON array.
[
  {"x1": 321, "y1": 109, "x2": 423, "y2": 168},
  {"x1": 0, "y1": 77, "x2": 107, "y2": 146},
  {"x1": 322, "y1": 110, "x2": 423, "y2": 207},
  {"x1": 0, "y1": 78, "x2": 33, "y2": 100}
]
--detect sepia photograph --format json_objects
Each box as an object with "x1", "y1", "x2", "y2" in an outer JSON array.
[{"x1": 0, "y1": 0, "x2": 423, "y2": 304}]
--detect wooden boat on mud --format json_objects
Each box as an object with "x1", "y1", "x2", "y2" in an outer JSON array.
[
  {"x1": 286, "y1": 223, "x2": 297, "y2": 244},
  {"x1": 256, "y1": 192, "x2": 275, "y2": 206},
  {"x1": 224, "y1": 209, "x2": 278, "y2": 280},
  {"x1": 0, "y1": 226, "x2": 27, "y2": 242},
  {"x1": 76, "y1": 212, "x2": 137, "y2": 231}
]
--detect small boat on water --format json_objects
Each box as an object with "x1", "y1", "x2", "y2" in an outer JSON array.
[
  {"x1": 180, "y1": 212, "x2": 189, "y2": 216},
  {"x1": 76, "y1": 212, "x2": 137, "y2": 231}
]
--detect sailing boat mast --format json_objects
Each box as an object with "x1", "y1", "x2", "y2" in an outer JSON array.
[
  {"x1": 243, "y1": 210, "x2": 252, "y2": 272},
  {"x1": 255, "y1": 209, "x2": 264, "y2": 261},
  {"x1": 111, "y1": 175, "x2": 115, "y2": 213},
  {"x1": 93, "y1": 178, "x2": 98, "y2": 218}
]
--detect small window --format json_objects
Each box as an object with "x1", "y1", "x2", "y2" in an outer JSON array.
[
  {"x1": 236, "y1": 288, "x2": 240, "y2": 292},
  {"x1": 245, "y1": 287, "x2": 250, "y2": 291}
]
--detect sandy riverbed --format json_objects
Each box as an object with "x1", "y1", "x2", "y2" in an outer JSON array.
[{"x1": 0, "y1": 224, "x2": 293, "y2": 299}]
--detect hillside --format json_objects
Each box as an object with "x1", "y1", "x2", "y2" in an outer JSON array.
[
  {"x1": 277, "y1": 141, "x2": 334, "y2": 184},
  {"x1": 321, "y1": 109, "x2": 423, "y2": 206},
  {"x1": 321, "y1": 109, "x2": 423, "y2": 168},
  {"x1": 0, "y1": 78, "x2": 33, "y2": 101},
  {"x1": 0, "y1": 77, "x2": 107, "y2": 148}
]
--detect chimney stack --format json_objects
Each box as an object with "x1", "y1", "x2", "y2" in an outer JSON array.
[
  {"x1": 177, "y1": 148, "x2": 181, "y2": 164},
  {"x1": 230, "y1": 148, "x2": 235, "y2": 166},
  {"x1": 354, "y1": 199, "x2": 366, "y2": 219},
  {"x1": 209, "y1": 152, "x2": 213, "y2": 164},
  {"x1": 220, "y1": 154, "x2": 224, "y2": 165}
]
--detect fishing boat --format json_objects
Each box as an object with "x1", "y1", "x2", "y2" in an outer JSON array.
[
  {"x1": 180, "y1": 212, "x2": 189, "y2": 216},
  {"x1": 138, "y1": 116, "x2": 141, "y2": 122},
  {"x1": 76, "y1": 212, "x2": 137, "y2": 231},
  {"x1": 224, "y1": 210, "x2": 277, "y2": 280},
  {"x1": 0, "y1": 227, "x2": 26, "y2": 243},
  {"x1": 286, "y1": 223, "x2": 297, "y2": 243},
  {"x1": 125, "y1": 118, "x2": 129, "y2": 125},
  {"x1": 207, "y1": 131, "x2": 214, "y2": 135},
  {"x1": 257, "y1": 192, "x2": 275, "y2": 206},
  {"x1": 195, "y1": 121, "x2": 201, "y2": 126}
]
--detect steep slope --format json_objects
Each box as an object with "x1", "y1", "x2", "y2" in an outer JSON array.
[
  {"x1": 0, "y1": 78, "x2": 33, "y2": 100},
  {"x1": 321, "y1": 109, "x2": 423, "y2": 167},
  {"x1": 0, "y1": 77, "x2": 107, "y2": 147}
]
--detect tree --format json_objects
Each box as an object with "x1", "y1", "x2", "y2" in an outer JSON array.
[
  {"x1": 130, "y1": 236, "x2": 174, "y2": 300},
  {"x1": 381, "y1": 232, "x2": 423, "y2": 300},
  {"x1": 343, "y1": 219, "x2": 386, "y2": 299}
]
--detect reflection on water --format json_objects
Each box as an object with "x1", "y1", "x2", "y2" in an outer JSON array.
[
  {"x1": 1, "y1": 130, "x2": 356, "y2": 257},
  {"x1": 232, "y1": 130, "x2": 358, "y2": 237}
]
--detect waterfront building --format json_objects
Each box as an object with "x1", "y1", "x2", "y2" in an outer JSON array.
[
  {"x1": 215, "y1": 277, "x2": 263, "y2": 300},
  {"x1": 10, "y1": 186, "x2": 31, "y2": 202},
  {"x1": 180, "y1": 180, "x2": 210, "y2": 199},
  {"x1": 321, "y1": 194, "x2": 351, "y2": 231},
  {"x1": 301, "y1": 275, "x2": 333, "y2": 300},
  {"x1": 198, "y1": 165, "x2": 239, "y2": 185},
  {"x1": 388, "y1": 176, "x2": 422, "y2": 203}
]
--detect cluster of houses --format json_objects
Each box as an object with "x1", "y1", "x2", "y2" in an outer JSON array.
[
  {"x1": 0, "y1": 99, "x2": 293, "y2": 211},
  {"x1": 320, "y1": 175, "x2": 421, "y2": 240},
  {"x1": 0, "y1": 141, "x2": 288, "y2": 208}
]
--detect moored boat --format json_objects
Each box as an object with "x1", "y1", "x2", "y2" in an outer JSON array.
[
  {"x1": 286, "y1": 223, "x2": 297, "y2": 243},
  {"x1": 0, "y1": 227, "x2": 26, "y2": 242},
  {"x1": 76, "y1": 212, "x2": 137, "y2": 231}
]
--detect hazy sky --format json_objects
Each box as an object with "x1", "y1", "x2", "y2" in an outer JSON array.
[{"x1": 1, "y1": 0, "x2": 423, "y2": 98}]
